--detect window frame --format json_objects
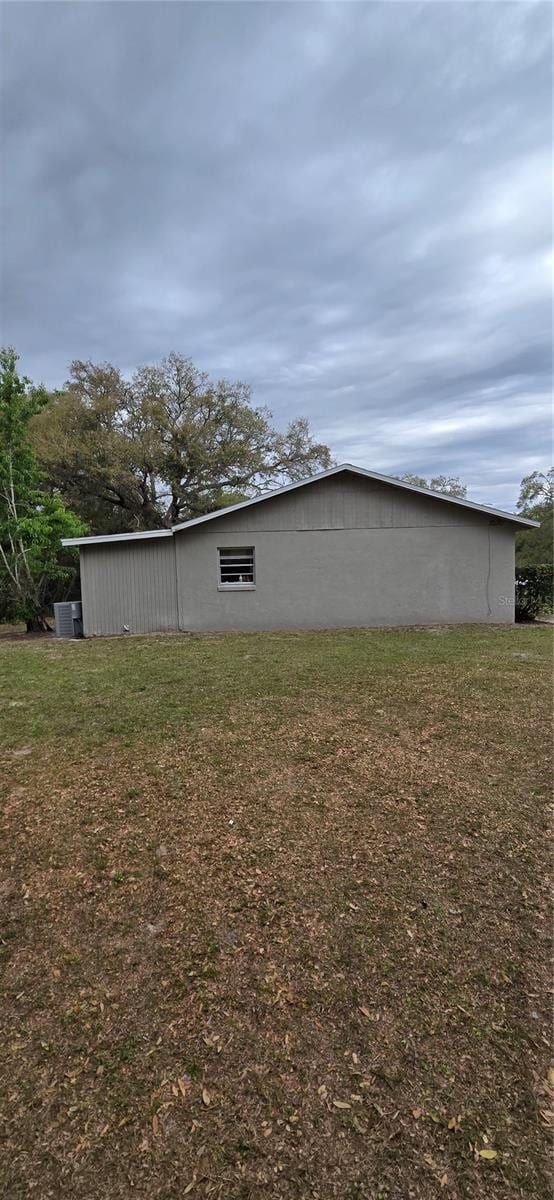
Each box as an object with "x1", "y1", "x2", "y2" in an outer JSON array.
[{"x1": 217, "y1": 546, "x2": 256, "y2": 591}]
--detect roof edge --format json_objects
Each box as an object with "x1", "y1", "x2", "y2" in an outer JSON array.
[{"x1": 62, "y1": 529, "x2": 173, "y2": 547}]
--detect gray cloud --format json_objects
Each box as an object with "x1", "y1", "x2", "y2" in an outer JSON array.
[{"x1": 1, "y1": 0, "x2": 551, "y2": 508}]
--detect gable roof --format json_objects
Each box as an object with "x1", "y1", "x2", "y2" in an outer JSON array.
[
  {"x1": 62, "y1": 463, "x2": 539, "y2": 546},
  {"x1": 172, "y1": 463, "x2": 539, "y2": 532}
]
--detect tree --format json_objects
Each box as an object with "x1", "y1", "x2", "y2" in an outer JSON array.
[
  {"x1": 31, "y1": 354, "x2": 333, "y2": 533},
  {"x1": 515, "y1": 468, "x2": 553, "y2": 567},
  {"x1": 398, "y1": 473, "x2": 467, "y2": 498},
  {"x1": 517, "y1": 468, "x2": 554, "y2": 510},
  {"x1": 0, "y1": 349, "x2": 85, "y2": 630}
]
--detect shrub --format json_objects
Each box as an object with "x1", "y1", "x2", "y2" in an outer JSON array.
[{"x1": 515, "y1": 566, "x2": 554, "y2": 622}]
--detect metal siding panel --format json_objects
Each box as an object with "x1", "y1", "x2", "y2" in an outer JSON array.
[{"x1": 80, "y1": 541, "x2": 178, "y2": 635}]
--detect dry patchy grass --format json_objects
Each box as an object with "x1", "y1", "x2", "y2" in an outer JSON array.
[{"x1": 0, "y1": 626, "x2": 552, "y2": 1199}]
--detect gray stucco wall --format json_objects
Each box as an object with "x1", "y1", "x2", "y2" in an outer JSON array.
[
  {"x1": 80, "y1": 538, "x2": 178, "y2": 636},
  {"x1": 79, "y1": 474, "x2": 517, "y2": 635},
  {"x1": 174, "y1": 522, "x2": 515, "y2": 631}
]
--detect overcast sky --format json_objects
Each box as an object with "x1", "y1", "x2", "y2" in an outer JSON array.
[{"x1": 1, "y1": 1, "x2": 552, "y2": 508}]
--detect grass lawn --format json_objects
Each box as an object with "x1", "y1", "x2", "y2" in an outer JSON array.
[{"x1": 0, "y1": 625, "x2": 552, "y2": 1199}]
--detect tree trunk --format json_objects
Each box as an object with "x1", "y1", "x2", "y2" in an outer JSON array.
[{"x1": 26, "y1": 616, "x2": 53, "y2": 633}]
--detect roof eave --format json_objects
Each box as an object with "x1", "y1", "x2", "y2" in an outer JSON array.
[{"x1": 61, "y1": 529, "x2": 173, "y2": 547}]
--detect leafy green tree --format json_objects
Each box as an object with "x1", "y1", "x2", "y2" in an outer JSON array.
[
  {"x1": 398, "y1": 473, "x2": 467, "y2": 498},
  {"x1": 0, "y1": 349, "x2": 85, "y2": 630},
  {"x1": 31, "y1": 353, "x2": 333, "y2": 533},
  {"x1": 515, "y1": 468, "x2": 553, "y2": 567}
]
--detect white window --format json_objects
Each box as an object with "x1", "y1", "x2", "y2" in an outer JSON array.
[{"x1": 218, "y1": 547, "x2": 255, "y2": 589}]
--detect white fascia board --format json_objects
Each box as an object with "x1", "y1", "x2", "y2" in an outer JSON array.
[{"x1": 61, "y1": 529, "x2": 174, "y2": 547}]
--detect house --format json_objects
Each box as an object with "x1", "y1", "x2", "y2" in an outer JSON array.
[{"x1": 61, "y1": 464, "x2": 537, "y2": 637}]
